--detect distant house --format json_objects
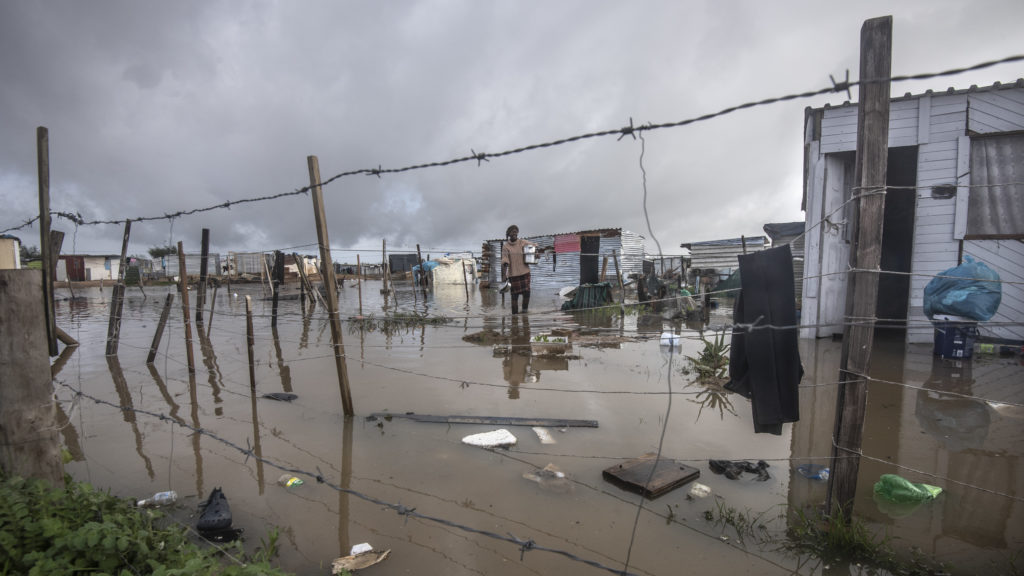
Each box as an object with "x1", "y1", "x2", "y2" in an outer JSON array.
[
  {"x1": 0, "y1": 235, "x2": 21, "y2": 269},
  {"x1": 57, "y1": 254, "x2": 120, "y2": 281},
  {"x1": 483, "y1": 228, "x2": 645, "y2": 290},
  {"x1": 681, "y1": 236, "x2": 767, "y2": 289},
  {"x1": 763, "y1": 222, "x2": 806, "y2": 305},
  {"x1": 800, "y1": 80, "x2": 1024, "y2": 343}
]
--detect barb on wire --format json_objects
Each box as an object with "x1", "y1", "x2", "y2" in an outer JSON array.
[
  {"x1": 617, "y1": 117, "x2": 637, "y2": 141},
  {"x1": 830, "y1": 69, "x2": 852, "y2": 100}
]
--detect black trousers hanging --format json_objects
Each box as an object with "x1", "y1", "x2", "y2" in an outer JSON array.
[{"x1": 725, "y1": 244, "x2": 803, "y2": 435}]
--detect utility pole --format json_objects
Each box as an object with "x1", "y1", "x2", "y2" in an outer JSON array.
[{"x1": 827, "y1": 15, "x2": 892, "y2": 516}]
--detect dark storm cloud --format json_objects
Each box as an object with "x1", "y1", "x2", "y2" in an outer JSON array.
[{"x1": 1, "y1": 1, "x2": 1022, "y2": 260}]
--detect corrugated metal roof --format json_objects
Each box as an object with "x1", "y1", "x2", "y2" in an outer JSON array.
[{"x1": 810, "y1": 78, "x2": 1024, "y2": 112}]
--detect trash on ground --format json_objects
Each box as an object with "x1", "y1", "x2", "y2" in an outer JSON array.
[
  {"x1": 332, "y1": 549, "x2": 391, "y2": 573},
  {"x1": 923, "y1": 255, "x2": 1002, "y2": 321},
  {"x1": 660, "y1": 332, "x2": 682, "y2": 348},
  {"x1": 532, "y1": 427, "x2": 556, "y2": 444},
  {"x1": 197, "y1": 487, "x2": 233, "y2": 533},
  {"x1": 278, "y1": 474, "x2": 304, "y2": 487},
  {"x1": 708, "y1": 459, "x2": 771, "y2": 481},
  {"x1": 462, "y1": 429, "x2": 517, "y2": 448},
  {"x1": 687, "y1": 483, "x2": 711, "y2": 499},
  {"x1": 136, "y1": 490, "x2": 177, "y2": 508},
  {"x1": 873, "y1": 473, "x2": 942, "y2": 503},
  {"x1": 603, "y1": 453, "x2": 701, "y2": 499},
  {"x1": 350, "y1": 543, "x2": 373, "y2": 555},
  {"x1": 523, "y1": 463, "x2": 573, "y2": 494},
  {"x1": 263, "y1": 392, "x2": 298, "y2": 402},
  {"x1": 796, "y1": 463, "x2": 829, "y2": 481}
]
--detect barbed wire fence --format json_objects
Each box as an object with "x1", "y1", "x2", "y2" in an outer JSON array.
[{"x1": 20, "y1": 53, "x2": 1024, "y2": 575}]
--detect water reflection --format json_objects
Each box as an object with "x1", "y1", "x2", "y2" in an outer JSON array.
[{"x1": 106, "y1": 356, "x2": 154, "y2": 479}]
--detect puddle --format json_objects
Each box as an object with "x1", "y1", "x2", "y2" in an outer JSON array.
[{"x1": 50, "y1": 280, "x2": 1024, "y2": 575}]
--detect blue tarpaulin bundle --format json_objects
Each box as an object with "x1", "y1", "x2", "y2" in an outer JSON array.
[{"x1": 923, "y1": 255, "x2": 1002, "y2": 322}]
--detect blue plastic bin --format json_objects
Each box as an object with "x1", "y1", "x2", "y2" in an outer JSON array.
[{"x1": 933, "y1": 321, "x2": 977, "y2": 359}]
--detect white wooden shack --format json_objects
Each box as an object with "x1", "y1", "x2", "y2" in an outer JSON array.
[
  {"x1": 801, "y1": 79, "x2": 1024, "y2": 343},
  {"x1": 484, "y1": 228, "x2": 644, "y2": 291}
]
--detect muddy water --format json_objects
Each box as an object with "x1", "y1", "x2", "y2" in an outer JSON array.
[{"x1": 51, "y1": 281, "x2": 1023, "y2": 575}]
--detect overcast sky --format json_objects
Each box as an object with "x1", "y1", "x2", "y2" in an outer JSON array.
[{"x1": 2, "y1": 1, "x2": 1022, "y2": 262}]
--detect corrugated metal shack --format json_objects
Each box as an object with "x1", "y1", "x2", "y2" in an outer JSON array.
[
  {"x1": 682, "y1": 236, "x2": 767, "y2": 288},
  {"x1": 801, "y1": 80, "x2": 1024, "y2": 343},
  {"x1": 163, "y1": 253, "x2": 222, "y2": 278},
  {"x1": 763, "y1": 222, "x2": 805, "y2": 305},
  {"x1": 483, "y1": 228, "x2": 644, "y2": 291}
]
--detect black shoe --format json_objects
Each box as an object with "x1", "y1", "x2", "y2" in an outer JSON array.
[{"x1": 197, "y1": 487, "x2": 233, "y2": 533}]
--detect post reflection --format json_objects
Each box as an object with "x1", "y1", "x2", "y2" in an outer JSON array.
[
  {"x1": 106, "y1": 356, "x2": 154, "y2": 479},
  {"x1": 197, "y1": 321, "x2": 225, "y2": 414},
  {"x1": 271, "y1": 323, "x2": 293, "y2": 393},
  {"x1": 248, "y1": 379, "x2": 266, "y2": 495}
]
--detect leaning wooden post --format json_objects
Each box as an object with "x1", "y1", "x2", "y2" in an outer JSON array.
[
  {"x1": 49, "y1": 231, "x2": 77, "y2": 347},
  {"x1": 105, "y1": 219, "x2": 131, "y2": 355},
  {"x1": 462, "y1": 259, "x2": 470, "y2": 300},
  {"x1": 147, "y1": 293, "x2": 175, "y2": 364},
  {"x1": 613, "y1": 250, "x2": 623, "y2": 290},
  {"x1": 206, "y1": 281, "x2": 219, "y2": 339},
  {"x1": 177, "y1": 242, "x2": 196, "y2": 374},
  {"x1": 196, "y1": 228, "x2": 210, "y2": 323},
  {"x1": 0, "y1": 270, "x2": 64, "y2": 486},
  {"x1": 36, "y1": 127, "x2": 57, "y2": 356},
  {"x1": 600, "y1": 255, "x2": 608, "y2": 282},
  {"x1": 245, "y1": 295, "x2": 256, "y2": 390},
  {"x1": 308, "y1": 155, "x2": 354, "y2": 416},
  {"x1": 827, "y1": 15, "x2": 892, "y2": 518}
]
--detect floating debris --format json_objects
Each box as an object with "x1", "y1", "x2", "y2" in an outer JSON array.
[{"x1": 462, "y1": 429, "x2": 517, "y2": 448}]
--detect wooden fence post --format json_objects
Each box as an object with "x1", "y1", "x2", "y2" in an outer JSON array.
[
  {"x1": 827, "y1": 15, "x2": 892, "y2": 517},
  {"x1": 245, "y1": 295, "x2": 256, "y2": 390},
  {"x1": 105, "y1": 219, "x2": 131, "y2": 355},
  {"x1": 308, "y1": 155, "x2": 354, "y2": 416},
  {"x1": 356, "y1": 254, "x2": 363, "y2": 317},
  {"x1": 196, "y1": 228, "x2": 210, "y2": 323},
  {"x1": 36, "y1": 127, "x2": 57, "y2": 356},
  {"x1": 0, "y1": 270, "x2": 64, "y2": 485},
  {"x1": 177, "y1": 242, "x2": 196, "y2": 374},
  {"x1": 271, "y1": 251, "x2": 284, "y2": 327},
  {"x1": 147, "y1": 293, "x2": 175, "y2": 364}
]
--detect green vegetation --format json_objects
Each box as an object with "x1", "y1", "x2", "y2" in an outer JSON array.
[
  {"x1": 784, "y1": 506, "x2": 949, "y2": 575},
  {"x1": 347, "y1": 312, "x2": 452, "y2": 335},
  {"x1": 148, "y1": 245, "x2": 178, "y2": 259},
  {"x1": 685, "y1": 330, "x2": 730, "y2": 383},
  {"x1": 0, "y1": 475, "x2": 293, "y2": 576}
]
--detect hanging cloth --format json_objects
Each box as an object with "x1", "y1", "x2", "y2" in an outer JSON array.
[{"x1": 725, "y1": 244, "x2": 803, "y2": 434}]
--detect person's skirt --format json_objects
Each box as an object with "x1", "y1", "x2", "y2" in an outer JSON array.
[{"x1": 509, "y1": 273, "x2": 531, "y2": 295}]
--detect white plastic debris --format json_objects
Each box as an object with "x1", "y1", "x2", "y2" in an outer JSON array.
[
  {"x1": 350, "y1": 543, "x2": 373, "y2": 555},
  {"x1": 660, "y1": 332, "x2": 682, "y2": 347},
  {"x1": 461, "y1": 429, "x2": 517, "y2": 448},
  {"x1": 688, "y1": 482, "x2": 711, "y2": 499},
  {"x1": 532, "y1": 427, "x2": 556, "y2": 444}
]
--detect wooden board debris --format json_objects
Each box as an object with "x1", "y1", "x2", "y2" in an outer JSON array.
[
  {"x1": 370, "y1": 413, "x2": 598, "y2": 428},
  {"x1": 602, "y1": 453, "x2": 700, "y2": 499}
]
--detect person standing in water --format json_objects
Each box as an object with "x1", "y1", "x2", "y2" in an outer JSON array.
[{"x1": 500, "y1": 224, "x2": 536, "y2": 314}]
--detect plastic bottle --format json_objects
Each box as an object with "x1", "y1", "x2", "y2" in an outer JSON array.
[
  {"x1": 796, "y1": 464, "x2": 829, "y2": 481},
  {"x1": 137, "y1": 490, "x2": 177, "y2": 508}
]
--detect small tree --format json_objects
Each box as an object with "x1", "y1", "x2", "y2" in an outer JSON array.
[
  {"x1": 19, "y1": 244, "x2": 41, "y2": 261},
  {"x1": 147, "y1": 245, "x2": 178, "y2": 259}
]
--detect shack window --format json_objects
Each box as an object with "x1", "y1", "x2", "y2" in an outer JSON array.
[{"x1": 967, "y1": 133, "x2": 1024, "y2": 238}]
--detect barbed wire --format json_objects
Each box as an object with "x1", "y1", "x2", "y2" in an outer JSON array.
[{"x1": 3, "y1": 54, "x2": 1021, "y2": 235}]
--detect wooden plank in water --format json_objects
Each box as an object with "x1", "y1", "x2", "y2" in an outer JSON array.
[
  {"x1": 602, "y1": 453, "x2": 700, "y2": 499},
  {"x1": 370, "y1": 413, "x2": 598, "y2": 428}
]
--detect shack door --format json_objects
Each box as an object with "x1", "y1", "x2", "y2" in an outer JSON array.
[
  {"x1": 580, "y1": 235, "x2": 600, "y2": 285},
  {"x1": 65, "y1": 256, "x2": 85, "y2": 281}
]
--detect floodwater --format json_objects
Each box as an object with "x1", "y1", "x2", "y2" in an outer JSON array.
[{"x1": 50, "y1": 279, "x2": 1024, "y2": 575}]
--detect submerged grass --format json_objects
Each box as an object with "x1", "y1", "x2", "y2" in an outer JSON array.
[{"x1": 347, "y1": 312, "x2": 452, "y2": 335}]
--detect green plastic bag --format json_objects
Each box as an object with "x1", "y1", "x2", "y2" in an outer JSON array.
[{"x1": 873, "y1": 474, "x2": 942, "y2": 503}]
